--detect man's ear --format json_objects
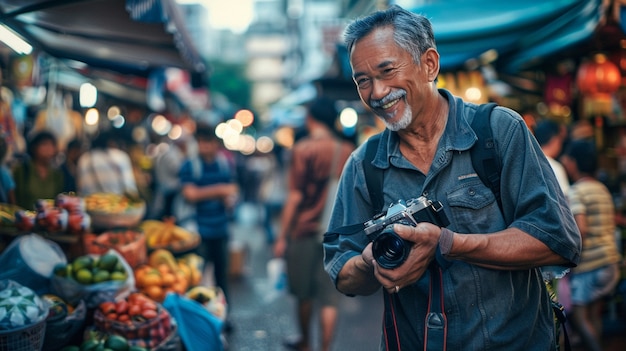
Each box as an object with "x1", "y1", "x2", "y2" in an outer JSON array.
[{"x1": 422, "y1": 48, "x2": 440, "y2": 83}]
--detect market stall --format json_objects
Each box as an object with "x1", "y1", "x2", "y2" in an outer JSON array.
[{"x1": 0, "y1": 192, "x2": 226, "y2": 351}]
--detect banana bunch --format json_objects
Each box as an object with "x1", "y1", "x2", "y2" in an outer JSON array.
[
  {"x1": 140, "y1": 219, "x2": 197, "y2": 249},
  {"x1": 186, "y1": 286, "x2": 217, "y2": 304},
  {"x1": 0, "y1": 203, "x2": 22, "y2": 226}
]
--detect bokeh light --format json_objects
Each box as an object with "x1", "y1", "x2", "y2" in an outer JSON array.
[
  {"x1": 256, "y1": 136, "x2": 274, "y2": 154},
  {"x1": 152, "y1": 114, "x2": 172, "y2": 135},
  {"x1": 85, "y1": 108, "x2": 99, "y2": 126},
  {"x1": 107, "y1": 106, "x2": 121, "y2": 120},
  {"x1": 340, "y1": 107, "x2": 358, "y2": 128},
  {"x1": 234, "y1": 109, "x2": 254, "y2": 127},
  {"x1": 274, "y1": 127, "x2": 294, "y2": 148},
  {"x1": 168, "y1": 124, "x2": 183, "y2": 140}
]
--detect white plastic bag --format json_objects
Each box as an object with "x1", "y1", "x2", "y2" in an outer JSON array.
[{"x1": 264, "y1": 257, "x2": 287, "y2": 303}]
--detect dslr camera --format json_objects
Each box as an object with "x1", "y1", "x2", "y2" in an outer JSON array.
[{"x1": 364, "y1": 196, "x2": 450, "y2": 269}]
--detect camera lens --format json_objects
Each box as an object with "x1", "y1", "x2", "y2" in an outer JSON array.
[{"x1": 372, "y1": 226, "x2": 410, "y2": 269}]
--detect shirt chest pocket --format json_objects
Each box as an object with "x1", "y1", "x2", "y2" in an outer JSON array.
[{"x1": 446, "y1": 179, "x2": 502, "y2": 233}]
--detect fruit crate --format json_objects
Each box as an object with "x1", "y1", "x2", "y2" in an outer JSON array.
[
  {"x1": 0, "y1": 313, "x2": 48, "y2": 351},
  {"x1": 83, "y1": 229, "x2": 147, "y2": 269}
]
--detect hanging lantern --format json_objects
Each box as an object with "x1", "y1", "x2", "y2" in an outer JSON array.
[{"x1": 576, "y1": 53, "x2": 621, "y2": 100}]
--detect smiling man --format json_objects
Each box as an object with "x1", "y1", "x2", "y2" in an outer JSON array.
[{"x1": 322, "y1": 5, "x2": 581, "y2": 351}]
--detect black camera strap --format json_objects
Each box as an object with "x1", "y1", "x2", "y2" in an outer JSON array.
[
  {"x1": 362, "y1": 133, "x2": 448, "y2": 351},
  {"x1": 424, "y1": 264, "x2": 447, "y2": 351}
]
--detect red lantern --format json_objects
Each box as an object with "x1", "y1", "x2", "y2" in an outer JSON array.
[{"x1": 576, "y1": 54, "x2": 621, "y2": 99}]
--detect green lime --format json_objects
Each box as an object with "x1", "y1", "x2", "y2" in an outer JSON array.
[
  {"x1": 80, "y1": 339, "x2": 100, "y2": 351},
  {"x1": 110, "y1": 271, "x2": 127, "y2": 281},
  {"x1": 114, "y1": 261, "x2": 125, "y2": 273},
  {"x1": 93, "y1": 270, "x2": 110, "y2": 283},
  {"x1": 104, "y1": 335, "x2": 129, "y2": 351},
  {"x1": 75, "y1": 268, "x2": 93, "y2": 285},
  {"x1": 72, "y1": 256, "x2": 93, "y2": 272},
  {"x1": 98, "y1": 254, "x2": 119, "y2": 272}
]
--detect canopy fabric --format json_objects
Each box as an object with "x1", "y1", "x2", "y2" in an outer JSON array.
[
  {"x1": 403, "y1": 0, "x2": 603, "y2": 72},
  {"x1": 0, "y1": 0, "x2": 205, "y2": 76}
]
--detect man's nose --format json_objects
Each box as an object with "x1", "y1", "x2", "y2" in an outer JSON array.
[{"x1": 371, "y1": 78, "x2": 390, "y2": 102}]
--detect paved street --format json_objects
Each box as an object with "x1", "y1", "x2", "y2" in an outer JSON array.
[{"x1": 223, "y1": 203, "x2": 383, "y2": 351}]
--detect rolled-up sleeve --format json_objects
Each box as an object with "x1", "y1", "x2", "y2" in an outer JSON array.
[{"x1": 323, "y1": 147, "x2": 375, "y2": 285}]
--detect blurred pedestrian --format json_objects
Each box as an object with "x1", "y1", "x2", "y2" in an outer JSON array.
[
  {"x1": 178, "y1": 124, "x2": 238, "y2": 332},
  {"x1": 76, "y1": 130, "x2": 139, "y2": 197},
  {"x1": 13, "y1": 130, "x2": 64, "y2": 209},
  {"x1": 0, "y1": 134, "x2": 15, "y2": 204},
  {"x1": 535, "y1": 119, "x2": 570, "y2": 195},
  {"x1": 561, "y1": 139, "x2": 622, "y2": 351},
  {"x1": 150, "y1": 136, "x2": 189, "y2": 219},
  {"x1": 274, "y1": 97, "x2": 355, "y2": 351},
  {"x1": 60, "y1": 138, "x2": 84, "y2": 194}
]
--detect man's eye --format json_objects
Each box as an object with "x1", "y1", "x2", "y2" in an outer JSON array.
[
  {"x1": 356, "y1": 78, "x2": 370, "y2": 88},
  {"x1": 382, "y1": 68, "x2": 395, "y2": 76}
]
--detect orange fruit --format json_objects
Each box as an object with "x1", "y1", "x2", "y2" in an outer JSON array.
[
  {"x1": 133, "y1": 265, "x2": 151, "y2": 287},
  {"x1": 170, "y1": 282, "x2": 187, "y2": 295},
  {"x1": 157, "y1": 263, "x2": 171, "y2": 275},
  {"x1": 144, "y1": 285, "x2": 164, "y2": 302},
  {"x1": 142, "y1": 271, "x2": 162, "y2": 287},
  {"x1": 161, "y1": 273, "x2": 176, "y2": 287}
]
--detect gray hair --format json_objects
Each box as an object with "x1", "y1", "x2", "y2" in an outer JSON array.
[{"x1": 343, "y1": 5, "x2": 436, "y2": 64}]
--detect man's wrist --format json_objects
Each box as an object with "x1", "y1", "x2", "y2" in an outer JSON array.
[
  {"x1": 356, "y1": 255, "x2": 374, "y2": 272},
  {"x1": 438, "y1": 227, "x2": 455, "y2": 257}
]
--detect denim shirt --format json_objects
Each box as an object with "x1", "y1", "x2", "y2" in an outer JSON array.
[{"x1": 323, "y1": 90, "x2": 581, "y2": 350}]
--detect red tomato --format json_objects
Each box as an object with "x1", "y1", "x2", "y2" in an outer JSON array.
[
  {"x1": 115, "y1": 300, "x2": 128, "y2": 315},
  {"x1": 128, "y1": 304, "x2": 142, "y2": 316},
  {"x1": 118, "y1": 314, "x2": 130, "y2": 322},
  {"x1": 141, "y1": 309, "x2": 158, "y2": 320},
  {"x1": 142, "y1": 301, "x2": 157, "y2": 311},
  {"x1": 99, "y1": 301, "x2": 116, "y2": 314},
  {"x1": 106, "y1": 313, "x2": 118, "y2": 320}
]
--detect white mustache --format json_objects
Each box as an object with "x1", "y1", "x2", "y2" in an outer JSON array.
[{"x1": 370, "y1": 90, "x2": 406, "y2": 108}]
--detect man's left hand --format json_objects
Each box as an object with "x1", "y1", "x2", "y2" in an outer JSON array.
[{"x1": 373, "y1": 222, "x2": 441, "y2": 293}]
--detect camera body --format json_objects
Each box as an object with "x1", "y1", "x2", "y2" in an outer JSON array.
[{"x1": 364, "y1": 196, "x2": 450, "y2": 269}]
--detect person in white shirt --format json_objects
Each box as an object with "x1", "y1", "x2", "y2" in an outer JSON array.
[
  {"x1": 535, "y1": 120, "x2": 570, "y2": 195},
  {"x1": 76, "y1": 130, "x2": 138, "y2": 197}
]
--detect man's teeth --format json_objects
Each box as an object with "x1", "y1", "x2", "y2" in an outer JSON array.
[{"x1": 382, "y1": 99, "x2": 399, "y2": 109}]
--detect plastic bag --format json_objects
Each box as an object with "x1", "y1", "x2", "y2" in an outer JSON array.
[
  {"x1": 0, "y1": 234, "x2": 66, "y2": 295},
  {"x1": 162, "y1": 293, "x2": 223, "y2": 351},
  {"x1": 42, "y1": 299, "x2": 87, "y2": 351},
  {"x1": 264, "y1": 257, "x2": 287, "y2": 303},
  {"x1": 50, "y1": 250, "x2": 135, "y2": 308}
]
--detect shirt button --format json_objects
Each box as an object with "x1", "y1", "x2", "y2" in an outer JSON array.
[
  {"x1": 423, "y1": 191, "x2": 429, "y2": 197},
  {"x1": 469, "y1": 189, "x2": 476, "y2": 196}
]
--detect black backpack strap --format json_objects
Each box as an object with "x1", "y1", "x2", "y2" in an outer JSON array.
[
  {"x1": 364, "y1": 133, "x2": 384, "y2": 214},
  {"x1": 469, "y1": 103, "x2": 501, "y2": 212}
]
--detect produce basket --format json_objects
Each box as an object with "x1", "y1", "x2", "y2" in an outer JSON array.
[
  {"x1": 93, "y1": 301, "x2": 172, "y2": 349},
  {"x1": 88, "y1": 203, "x2": 146, "y2": 229},
  {"x1": 85, "y1": 193, "x2": 146, "y2": 230},
  {"x1": 0, "y1": 311, "x2": 48, "y2": 351},
  {"x1": 83, "y1": 229, "x2": 147, "y2": 268},
  {"x1": 140, "y1": 220, "x2": 201, "y2": 254}
]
